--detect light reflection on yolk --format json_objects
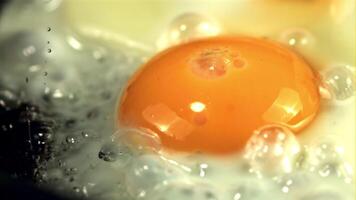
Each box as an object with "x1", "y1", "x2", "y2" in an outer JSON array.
[
  {"x1": 117, "y1": 36, "x2": 321, "y2": 154},
  {"x1": 190, "y1": 102, "x2": 206, "y2": 113}
]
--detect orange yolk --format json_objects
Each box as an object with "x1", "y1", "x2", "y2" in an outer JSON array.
[{"x1": 117, "y1": 36, "x2": 321, "y2": 154}]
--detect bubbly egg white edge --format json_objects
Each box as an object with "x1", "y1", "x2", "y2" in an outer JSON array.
[{"x1": 0, "y1": 0, "x2": 354, "y2": 199}]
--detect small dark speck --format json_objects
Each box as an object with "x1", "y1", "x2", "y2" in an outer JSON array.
[
  {"x1": 44, "y1": 72, "x2": 48, "y2": 76},
  {"x1": 87, "y1": 108, "x2": 99, "y2": 119},
  {"x1": 25, "y1": 77, "x2": 29, "y2": 83},
  {"x1": 181, "y1": 188, "x2": 194, "y2": 196},
  {"x1": 100, "y1": 91, "x2": 112, "y2": 100},
  {"x1": 65, "y1": 119, "x2": 76, "y2": 128},
  {"x1": 47, "y1": 27, "x2": 51, "y2": 32},
  {"x1": 205, "y1": 191, "x2": 216, "y2": 199}
]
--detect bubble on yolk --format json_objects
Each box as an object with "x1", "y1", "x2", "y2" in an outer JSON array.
[{"x1": 117, "y1": 36, "x2": 321, "y2": 154}]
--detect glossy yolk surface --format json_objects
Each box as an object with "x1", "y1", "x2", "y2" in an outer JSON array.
[{"x1": 117, "y1": 36, "x2": 321, "y2": 154}]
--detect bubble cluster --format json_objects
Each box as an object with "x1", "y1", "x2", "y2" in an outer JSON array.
[
  {"x1": 244, "y1": 125, "x2": 301, "y2": 176},
  {"x1": 156, "y1": 13, "x2": 221, "y2": 50},
  {"x1": 306, "y1": 141, "x2": 353, "y2": 183}
]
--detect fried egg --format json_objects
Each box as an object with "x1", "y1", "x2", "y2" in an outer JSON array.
[{"x1": 0, "y1": 0, "x2": 354, "y2": 200}]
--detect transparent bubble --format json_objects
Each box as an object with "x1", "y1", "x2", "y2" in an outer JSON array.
[
  {"x1": 189, "y1": 47, "x2": 241, "y2": 79},
  {"x1": 125, "y1": 155, "x2": 182, "y2": 198},
  {"x1": 279, "y1": 28, "x2": 315, "y2": 50},
  {"x1": 113, "y1": 128, "x2": 161, "y2": 154},
  {"x1": 81, "y1": 129, "x2": 97, "y2": 138},
  {"x1": 157, "y1": 13, "x2": 221, "y2": 50},
  {"x1": 306, "y1": 142, "x2": 353, "y2": 183},
  {"x1": 244, "y1": 125, "x2": 301, "y2": 176},
  {"x1": 321, "y1": 65, "x2": 355, "y2": 101},
  {"x1": 149, "y1": 178, "x2": 220, "y2": 200},
  {"x1": 52, "y1": 89, "x2": 64, "y2": 99},
  {"x1": 22, "y1": 45, "x2": 37, "y2": 57},
  {"x1": 28, "y1": 64, "x2": 42, "y2": 73},
  {"x1": 92, "y1": 47, "x2": 107, "y2": 62},
  {"x1": 98, "y1": 141, "x2": 132, "y2": 165},
  {"x1": 66, "y1": 135, "x2": 79, "y2": 145}
]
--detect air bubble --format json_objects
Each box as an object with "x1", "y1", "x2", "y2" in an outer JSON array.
[
  {"x1": 98, "y1": 141, "x2": 132, "y2": 164},
  {"x1": 64, "y1": 167, "x2": 78, "y2": 176},
  {"x1": 81, "y1": 130, "x2": 96, "y2": 138},
  {"x1": 52, "y1": 89, "x2": 64, "y2": 98},
  {"x1": 22, "y1": 45, "x2": 36, "y2": 57},
  {"x1": 190, "y1": 48, "x2": 239, "y2": 79},
  {"x1": 65, "y1": 119, "x2": 76, "y2": 128},
  {"x1": 93, "y1": 48, "x2": 107, "y2": 62},
  {"x1": 113, "y1": 128, "x2": 161, "y2": 153},
  {"x1": 29, "y1": 65, "x2": 41, "y2": 73},
  {"x1": 73, "y1": 186, "x2": 81, "y2": 193},
  {"x1": 157, "y1": 13, "x2": 221, "y2": 50},
  {"x1": 68, "y1": 93, "x2": 76, "y2": 102},
  {"x1": 86, "y1": 108, "x2": 100, "y2": 119},
  {"x1": 66, "y1": 136, "x2": 78, "y2": 144},
  {"x1": 244, "y1": 125, "x2": 301, "y2": 176},
  {"x1": 321, "y1": 65, "x2": 355, "y2": 101},
  {"x1": 306, "y1": 142, "x2": 353, "y2": 182},
  {"x1": 279, "y1": 28, "x2": 315, "y2": 50}
]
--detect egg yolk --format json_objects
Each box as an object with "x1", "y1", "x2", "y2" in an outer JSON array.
[{"x1": 117, "y1": 36, "x2": 320, "y2": 154}]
